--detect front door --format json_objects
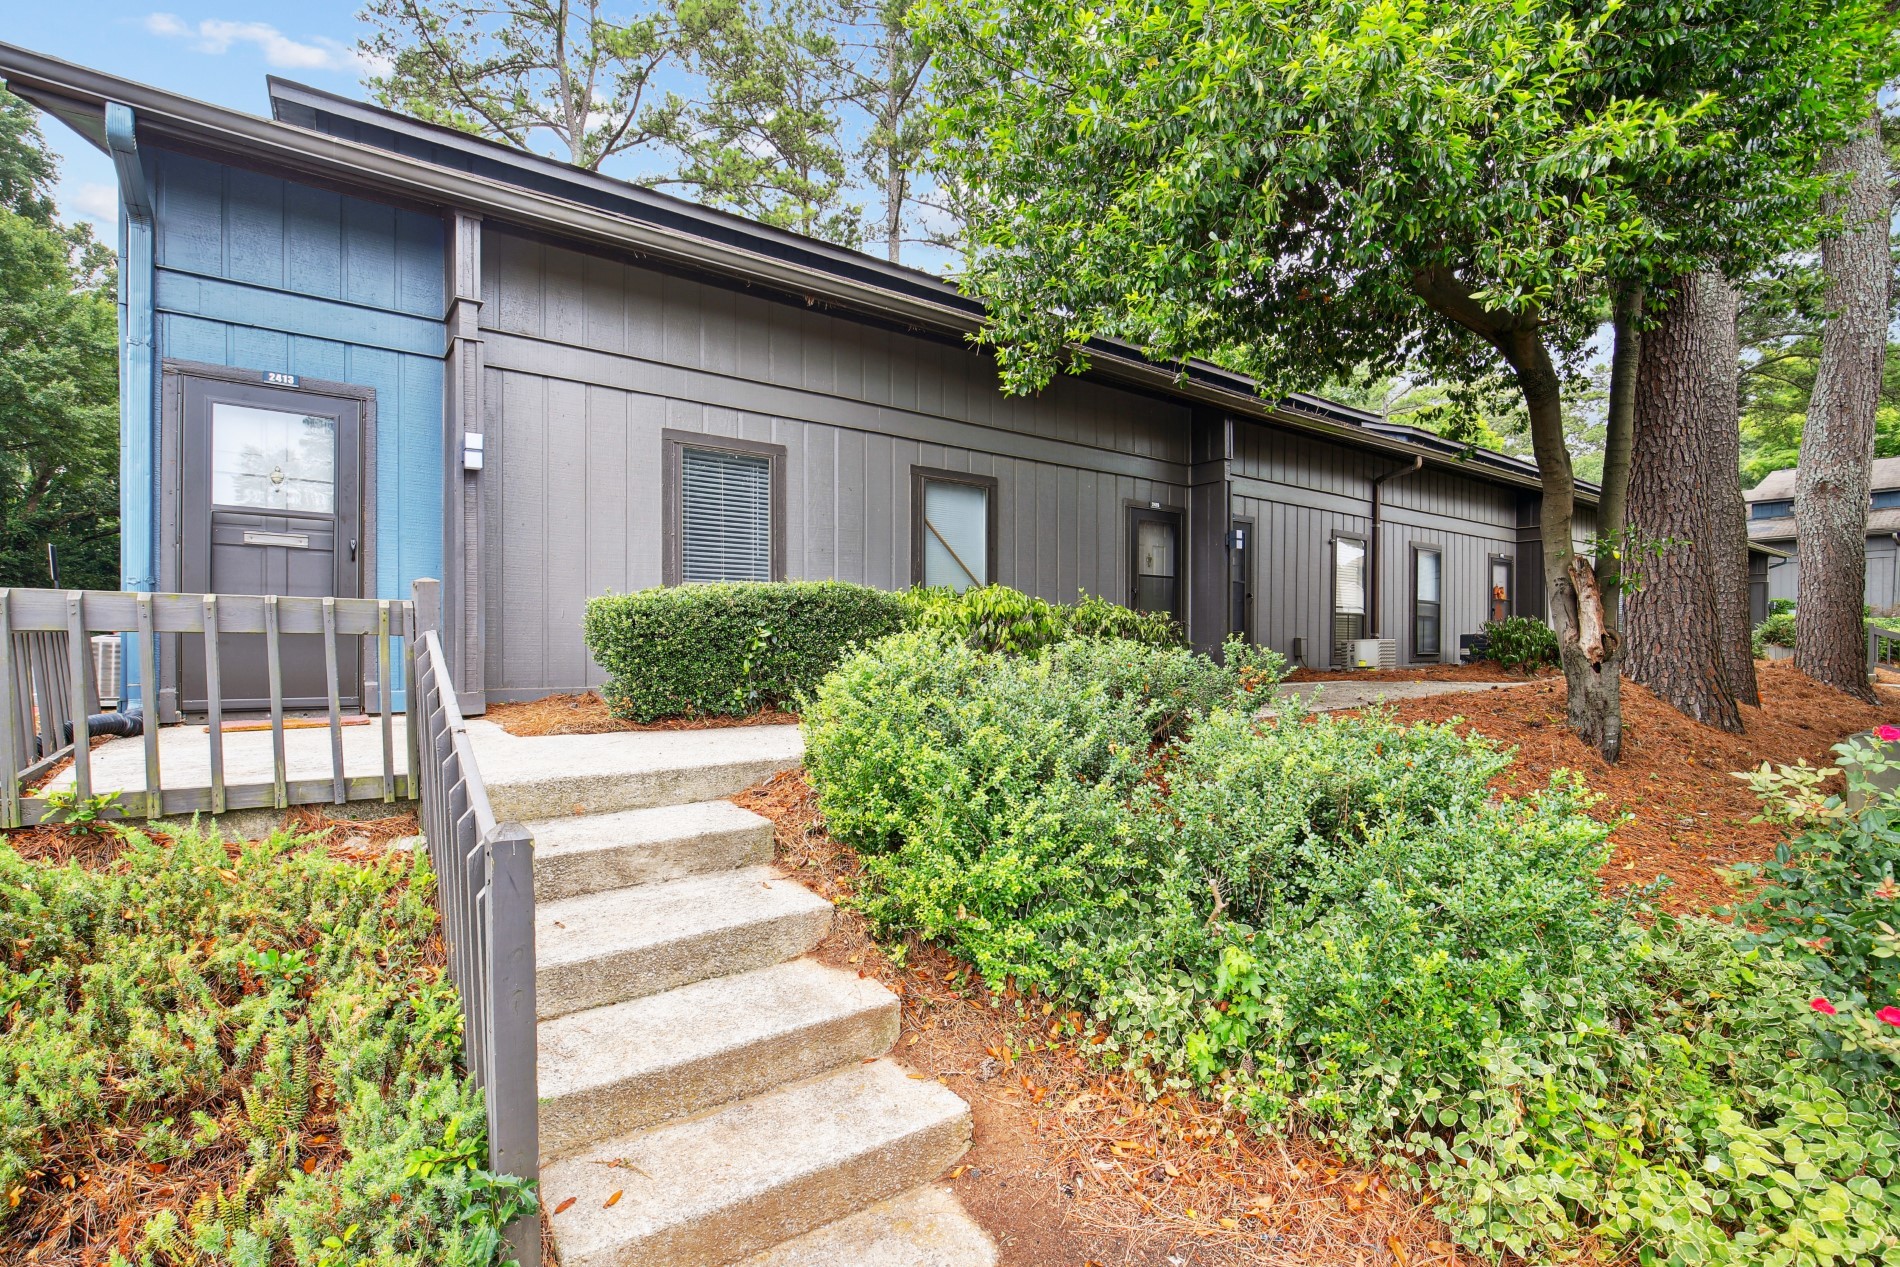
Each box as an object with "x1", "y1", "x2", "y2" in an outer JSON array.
[
  {"x1": 179, "y1": 377, "x2": 364, "y2": 712},
  {"x1": 1128, "y1": 506, "x2": 1184, "y2": 619},
  {"x1": 1489, "y1": 556, "x2": 1514, "y2": 624},
  {"x1": 1231, "y1": 517, "x2": 1255, "y2": 643}
]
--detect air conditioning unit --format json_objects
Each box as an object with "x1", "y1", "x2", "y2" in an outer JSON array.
[
  {"x1": 1350, "y1": 638, "x2": 1399, "y2": 670},
  {"x1": 91, "y1": 634, "x2": 122, "y2": 711}
]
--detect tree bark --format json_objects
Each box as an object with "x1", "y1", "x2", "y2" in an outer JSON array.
[
  {"x1": 1505, "y1": 327, "x2": 1625, "y2": 761},
  {"x1": 1625, "y1": 271, "x2": 1744, "y2": 731},
  {"x1": 1703, "y1": 274, "x2": 1758, "y2": 708},
  {"x1": 1795, "y1": 106, "x2": 1888, "y2": 703},
  {"x1": 1598, "y1": 281, "x2": 1641, "y2": 630}
]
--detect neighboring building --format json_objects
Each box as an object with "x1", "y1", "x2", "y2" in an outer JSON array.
[
  {"x1": 1746, "y1": 458, "x2": 1900, "y2": 615},
  {"x1": 1, "y1": 45, "x2": 1599, "y2": 713}
]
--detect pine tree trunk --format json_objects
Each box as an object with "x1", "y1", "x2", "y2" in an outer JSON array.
[
  {"x1": 1598, "y1": 282, "x2": 1641, "y2": 629},
  {"x1": 1795, "y1": 107, "x2": 1888, "y2": 703},
  {"x1": 1702, "y1": 274, "x2": 1759, "y2": 707},
  {"x1": 1626, "y1": 272, "x2": 1743, "y2": 732}
]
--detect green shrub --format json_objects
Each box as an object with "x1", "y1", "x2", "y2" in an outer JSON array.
[
  {"x1": 1753, "y1": 609, "x2": 1797, "y2": 656},
  {"x1": 1770, "y1": 597, "x2": 1797, "y2": 616},
  {"x1": 0, "y1": 823, "x2": 532, "y2": 1265},
  {"x1": 899, "y1": 584, "x2": 1182, "y2": 655},
  {"x1": 804, "y1": 630, "x2": 1900, "y2": 1265},
  {"x1": 584, "y1": 581, "x2": 909, "y2": 721},
  {"x1": 1479, "y1": 615, "x2": 1559, "y2": 672}
]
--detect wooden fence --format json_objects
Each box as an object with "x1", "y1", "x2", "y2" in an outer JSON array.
[
  {"x1": 407, "y1": 579, "x2": 539, "y2": 1264},
  {"x1": 0, "y1": 586, "x2": 414, "y2": 827},
  {"x1": 1871, "y1": 623, "x2": 1900, "y2": 678}
]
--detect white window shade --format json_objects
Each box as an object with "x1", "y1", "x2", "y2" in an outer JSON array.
[
  {"x1": 1416, "y1": 548, "x2": 1441, "y2": 603},
  {"x1": 680, "y1": 447, "x2": 772, "y2": 582},
  {"x1": 921, "y1": 479, "x2": 989, "y2": 590}
]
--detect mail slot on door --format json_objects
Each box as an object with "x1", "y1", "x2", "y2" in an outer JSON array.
[{"x1": 241, "y1": 530, "x2": 312, "y2": 549}]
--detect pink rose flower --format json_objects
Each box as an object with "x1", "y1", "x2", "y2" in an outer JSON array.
[
  {"x1": 1878, "y1": 1007, "x2": 1900, "y2": 1027},
  {"x1": 1812, "y1": 998, "x2": 1838, "y2": 1016},
  {"x1": 1878, "y1": 725, "x2": 1900, "y2": 743}
]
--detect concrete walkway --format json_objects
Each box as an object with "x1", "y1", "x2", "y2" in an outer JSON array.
[
  {"x1": 1270, "y1": 678, "x2": 1542, "y2": 713},
  {"x1": 41, "y1": 715, "x2": 408, "y2": 795}
]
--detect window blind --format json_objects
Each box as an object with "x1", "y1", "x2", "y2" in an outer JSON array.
[
  {"x1": 1415, "y1": 548, "x2": 1442, "y2": 660},
  {"x1": 680, "y1": 447, "x2": 772, "y2": 583}
]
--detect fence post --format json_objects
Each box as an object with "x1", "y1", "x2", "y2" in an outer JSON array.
[
  {"x1": 409, "y1": 580, "x2": 440, "y2": 801},
  {"x1": 483, "y1": 819, "x2": 540, "y2": 1267},
  {"x1": 1871, "y1": 625, "x2": 1880, "y2": 680}
]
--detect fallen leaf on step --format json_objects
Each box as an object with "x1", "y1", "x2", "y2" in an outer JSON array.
[
  {"x1": 949, "y1": 1165, "x2": 968, "y2": 1179},
  {"x1": 603, "y1": 1190, "x2": 623, "y2": 1208},
  {"x1": 861, "y1": 1056, "x2": 878, "y2": 1064},
  {"x1": 553, "y1": 1197, "x2": 576, "y2": 1215}
]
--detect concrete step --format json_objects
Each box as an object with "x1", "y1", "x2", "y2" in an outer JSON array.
[
  {"x1": 536, "y1": 866, "x2": 832, "y2": 1020},
  {"x1": 529, "y1": 800, "x2": 775, "y2": 902},
  {"x1": 470, "y1": 721, "x2": 803, "y2": 821},
  {"x1": 737, "y1": 1186, "x2": 997, "y2": 1267},
  {"x1": 538, "y1": 959, "x2": 899, "y2": 1159},
  {"x1": 542, "y1": 1059, "x2": 972, "y2": 1267}
]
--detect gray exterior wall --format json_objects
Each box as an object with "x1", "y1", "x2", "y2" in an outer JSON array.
[
  {"x1": 477, "y1": 228, "x2": 1192, "y2": 697},
  {"x1": 1229, "y1": 421, "x2": 1522, "y2": 666},
  {"x1": 1765, "y1": 536, "x2": 1900, "y2": 615}
]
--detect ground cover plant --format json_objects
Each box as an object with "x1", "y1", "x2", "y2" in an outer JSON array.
[
  {"x1": 0, "y1": 821, "x2": 533, "y2": 1265},
  {"x1": 803, "y1": 630, "x2": 1900, "y2": 1265}
]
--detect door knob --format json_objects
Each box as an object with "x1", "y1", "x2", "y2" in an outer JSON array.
[{"x1": 349, "y1": 538, "x2": 357, "y2": 561}]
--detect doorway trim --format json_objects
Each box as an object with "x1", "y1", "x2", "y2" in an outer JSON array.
[
  {"x1": 159, "y1": 359, "x2": 378, "y2": 719},
  {"x1": 1123, "y1": 500, "x2": 1187, "y2": 619}
]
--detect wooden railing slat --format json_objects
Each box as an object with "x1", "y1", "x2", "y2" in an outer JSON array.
[
  {"x1": 65, "y1": 593, "x2": 91, "y2": 803},
  {"x1": 202, "y1": 595, "x2": 225, "y2": 815},
  {"x1": 378, "y1": 600, "x2": 395, "y2": 803},
  {"x1": 136, "y1": 594, "x2": 161, "y2": 819},
  {"x1": 1, "y1": 588, "x2": 396, "y2": 636},
  {"x1": 265, "y1": 595, "x2": 287, "y2": 810},
  {"x1": 323, "y1": 598, "x2": 345, "y2": 804},
  {"x1": 0, "y1": 592, "x2": 19, "y2": 830}
]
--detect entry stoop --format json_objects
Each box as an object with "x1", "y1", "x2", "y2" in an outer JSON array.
[{"x1": 482, "y1": 721, "x2": 995, "y2": 1267}]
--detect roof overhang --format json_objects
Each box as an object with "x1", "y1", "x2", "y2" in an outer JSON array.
[{"x1": 1, "y1": 41, "x2": 1578, "y2": 501}]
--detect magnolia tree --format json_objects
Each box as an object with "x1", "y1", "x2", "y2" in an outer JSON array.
[{"x1": 914, "y1": 0, "x2": 1890, "y2": 758}]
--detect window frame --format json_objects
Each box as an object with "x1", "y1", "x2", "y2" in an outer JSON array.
[
  {"x1": 910, "y1": 466, "x2": 1000, "y2": 589},
  {"x1": 662, "y1": 430, "x2": 787, "y2": 585},
  {"x1": 1330, "y1": 530, "x2": 1369, "y2": 667},
  {"x1": 1125, "y1": 501, "x2": 1187, "y2": 618},
  {"x1": 1411, "y1": 542, "x2": 1443, "y2": 663}
]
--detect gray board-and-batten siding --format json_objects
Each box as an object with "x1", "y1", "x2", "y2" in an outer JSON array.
[{"x1": 475, "y1": 227, "x2": 1535, "y2": 698}]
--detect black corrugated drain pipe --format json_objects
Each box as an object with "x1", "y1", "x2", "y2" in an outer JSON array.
[{"x1": 1369, "y1": 456, "x2": 1425, "y2": 637}]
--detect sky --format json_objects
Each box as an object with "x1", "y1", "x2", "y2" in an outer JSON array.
[{"x1": 7, "y1": 5, "x2": 384, "y2": 231}]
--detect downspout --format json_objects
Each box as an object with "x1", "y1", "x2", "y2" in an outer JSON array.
[
  {"x1": 1368, "y1": 456, "x2": 1424, "y2": 636},
  {"x1": 107, "y1": 103, "x2": 155, "y2": 707}
]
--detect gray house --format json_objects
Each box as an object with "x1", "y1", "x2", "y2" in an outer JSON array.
[
  {"x1": 1747, "y1": 458, "x2": 1900, "y2": 615},
  {"x1": 1, "y1": 45, "x2": 1591, "y2": 713}
]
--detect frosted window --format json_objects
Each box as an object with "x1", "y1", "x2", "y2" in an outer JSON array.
[
  {"x1": 920, "y1": 479, "x2": 990, "y2": 590},
  {"x1": 211, "y1": 404, "x2": 336, "y2": 512}
]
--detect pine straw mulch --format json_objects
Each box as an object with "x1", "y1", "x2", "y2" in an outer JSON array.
[
  {"x1": 1, "y1": 806, "x2": 420, "y2": 871},
  {"x1": 734, "y1": 770, "x2": 1462, "y2": 1267},
  {"x1": 484, "y1": 691, "x2": 797, "y2": 737},
  {"x1": 1374, "y1": 660, "x2": 1900, "y2": 915},
  {"x1": 0, "y1": 807, "x2": 429, "y2": 1266}
]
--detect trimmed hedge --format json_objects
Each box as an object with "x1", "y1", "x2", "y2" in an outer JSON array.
[
  {"x1": 583, "y1": 581, "x2": 909, "y2": 721},
  {"x1": 899, "y1": 584, "x2": 1183, "y2": 655}
]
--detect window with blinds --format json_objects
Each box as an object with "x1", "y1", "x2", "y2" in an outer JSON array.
[
  {"x1": 679, "y1": 446, "x2": 773, "y2": 583},
  {"x1": 1414, "y1": 546, "x2": 1442, "y2": 662},
  {"x1": 919, "y1": 478, "x2": 991, "y2": 590},
  {"x1": 1332, "y1": 535, "x2": 1367, "y2": 665}
]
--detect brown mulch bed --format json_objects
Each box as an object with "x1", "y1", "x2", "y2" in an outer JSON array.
[
  {"x1": 484, "y1": 691, "x2": 797, "y2": 737},
  {"x1": 735, "y1": 771, "x2": 1461, "y2": 1267},
  {"x1": 1285, "y1": 662, "x2": 1556, "y2": 684},
  {"x1": 1377, "y1": 660, "x2": 1899, "y2": 914},
  {"x1": 1, "y1": 807, "x2": 420, "y2": 871}
]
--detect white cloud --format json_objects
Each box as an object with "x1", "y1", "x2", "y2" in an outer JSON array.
[
  {"x1": 142, "y1": 14, "x2": 385, "y2": 75},
  {"x1": 69, "y1": 182, "x2": 121, "y2": 228}
]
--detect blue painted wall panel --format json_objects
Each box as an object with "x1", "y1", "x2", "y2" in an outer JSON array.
[{"x1": 147, "y1": 147, "x2": 445, "y2": 701}]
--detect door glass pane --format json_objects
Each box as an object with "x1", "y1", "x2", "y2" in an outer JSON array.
[
  {"x1": 1491, "y1": 559, "x2": 1512, "y2": 622},
  {"x1": 1416, "y1": 549, "x2": 1441, "y2": 603},
  {"x1": 1133, "y1": 518, "x2": 1178, "y2": 614},
  {"x1": 211, "y1": 403, "x2": 337, "y2": 512},
  {"x1": 920, "y1": 480, "x2": 990, "y2": 590},
  {"x1": 1334, "y1": 537, "x2": 1368, "y2": 664}
]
